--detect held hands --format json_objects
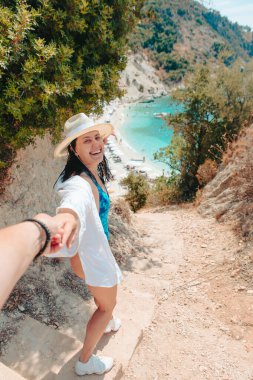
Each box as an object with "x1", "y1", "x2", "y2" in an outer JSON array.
[{"x1": 34, "y1": 213, "x2": 78, "y2": 254}]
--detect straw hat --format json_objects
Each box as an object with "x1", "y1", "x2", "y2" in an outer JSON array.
[{"x1": 54, "y1": 113, "x2": 113, "y2": 157}]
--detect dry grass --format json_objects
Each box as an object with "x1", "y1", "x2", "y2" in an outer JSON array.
[
  {"x1": 110, "y1": 198, "x2": 132, "y2": 224},
  {"x1": 199, "y1": 125, "x2": 253, "y2": 282},
  {"x1": 204, "y1": 125, "x2": 253, "y2": 241},
  {"x1": 147, "y1": 180, "x2": 182, "y2": 207},
  {"x1": 196, "y1": 159, "x2": 218, "y2": 186}
]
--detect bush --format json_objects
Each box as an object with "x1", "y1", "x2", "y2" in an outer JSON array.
[
  {"x1": 147, "y1": 175, "x2": 182, "y2": 206},
  {"x1": 156, "y1": 60, "x2": 253, "y2": 200},
  {"x1": 177, "y1": 9, "x2": 187, "y2": 17},
  {"x1": 196, "y1": 159, "x2": 218, "y2": 186},
  {"x1": 110, "y1": 198, "x2": 132, "y2": 224},
  {"x1": 0, "y1": 0, "x2": 143, "y2": 188},
  {"x1": 120, "y1": 172, "x2": 150, "y2": 212}
]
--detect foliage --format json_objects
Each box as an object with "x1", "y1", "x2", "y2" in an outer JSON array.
[
  {"x1": 203, "y1": 10, "x2": 253, "y2": 57},
  {"x1": 155, "y1": 59, "x2": 253, "y2": 200},
  {"x1": 110, "y1": 198, "x2": 132, "y2": 224},
  {"x1": 147, "y1": 175, "x2": 183, "y2": 206},
  {"x1": 120, "y1": 172, "x2": 150, "y2": 212},
  {"x1": 129, "y1": 1, "x2": 187, "y2": 82},
  {"x1": 196, "y1": 159, "x2": 218, "y2": 186},
  {"x1": 0, "y1": 0, "x2": 143, "y2": 185},
  {"x1": 128, "y1": 0, "x2": 253, "y2": 83}
]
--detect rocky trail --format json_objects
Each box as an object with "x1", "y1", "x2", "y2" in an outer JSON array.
[
  {"x1": 1, "y1": 206, "x2": 253, "y2": 380},
  {"x1": 123, "y1": 207, "x2": 253, "y2": 380}
]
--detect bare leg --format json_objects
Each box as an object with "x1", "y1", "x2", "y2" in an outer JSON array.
[
  {"x1": 71, "y1": 253, "x2": 85, "y2": 280},
  {"x1": 79, "y1": 285, "x2": 117, "y2": 363}
]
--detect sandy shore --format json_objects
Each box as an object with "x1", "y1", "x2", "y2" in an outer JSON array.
[
  {"x1": 102, "y1": 101, "x2": 163, "y2": 197},
  {"x1": 96, "y1": 52, "x2": 169, "y2": 197}
]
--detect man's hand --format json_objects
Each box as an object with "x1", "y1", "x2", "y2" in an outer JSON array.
[{"x1": 34, "y1": 213, "x2": 78, "y2": 254}]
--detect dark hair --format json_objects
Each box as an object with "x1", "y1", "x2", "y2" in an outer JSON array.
[{"x1": 55, "y1": 139, "x2": 112, "y2": 187}]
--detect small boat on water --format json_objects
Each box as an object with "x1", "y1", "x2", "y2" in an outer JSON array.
[
  {"x1": 140, "y1": 98, "x2": 154, "y2": 103},
  {"x1": 153, "y1": 112, "x2": 168, "y2": 118}
]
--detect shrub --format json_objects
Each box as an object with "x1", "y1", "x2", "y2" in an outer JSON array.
[
  {"x1": 156, "y1": 59, "x2": 253, "y2": 200},
  {"x1": 196, "y1": 159, "x2": 218, "y2": 186},
  {"x1": 120, "y1": 172, "x2": 150, "y2": 212},
  {"x1": 110, "y1": 198, "x2": 132, "y2": 224},
  {"x1": 177, "y1": 9, "x2": 187, "y2": 17},
  {"x1": 147, "y1": 175, "x2": 183, "y2": 206},
  {"x1": 0, "y1": 0, "x2": 143, "y2": 189}
]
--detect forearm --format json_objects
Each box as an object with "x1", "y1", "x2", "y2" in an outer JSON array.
[
  {"x1": 0, "y1": 221, "x2": 42, "y2": 308},
  {"x1": 0, "y1": 212, "x2": 77, "y2": 309}
]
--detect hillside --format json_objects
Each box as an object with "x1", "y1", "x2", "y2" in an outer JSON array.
[
  {"x1": 197, "y1": 124, "x2": 253, "y2": 287},
  {"x1": 199, "y1": 124, "x2": 253, "y2": 243},
  {"x1": 130, "y1": 0, "x2": 253, "y2": 82}
]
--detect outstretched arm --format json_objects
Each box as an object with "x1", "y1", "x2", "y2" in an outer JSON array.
[{"x1": 0, "y1": 212, "x2": 77, "y2": 309}]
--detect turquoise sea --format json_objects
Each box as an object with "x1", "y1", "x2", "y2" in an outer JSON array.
[{"x1": 120, "y1": 96, "x2": 180, "y2": 173}]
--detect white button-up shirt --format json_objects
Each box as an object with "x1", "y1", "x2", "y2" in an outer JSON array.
[{"x1": 47, "y1": 175, "x2": 122, "y2": 287}]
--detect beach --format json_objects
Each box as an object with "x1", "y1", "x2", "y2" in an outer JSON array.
[
  {"x1": 101, "y1": 100, "x2": 164, "y2": 197},
  {"x1": 95, "y1": 52, "x2": 170, "y2": 197}
]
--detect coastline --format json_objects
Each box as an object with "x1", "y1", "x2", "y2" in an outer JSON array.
[
  {"x1": 111, "y1": 102, "x2": 164, "y2": 172},
  {"x1": 97, "y1": 52, "x2": 170, "y2": 197},
  {"x1": 103, "y1": 100, "x2": 165, "y2": 198}
]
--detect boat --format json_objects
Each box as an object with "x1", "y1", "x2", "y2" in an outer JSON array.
[
  {"x1": 140, "y1": 98, "x2": 154, "y2": 104},
  {"x1": 153, "y1": 112, "x2": 168, "y2": 118}
]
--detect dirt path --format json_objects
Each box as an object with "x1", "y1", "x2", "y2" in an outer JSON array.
[
  {"x1": 122, "y1": 206, "x2": 253, "y2": 380},
  {"x1": 1, "y1": 205, "x2": 253, "y2": 380}
]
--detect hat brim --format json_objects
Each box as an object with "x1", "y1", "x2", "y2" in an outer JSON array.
[{"x1": 54, "y1": 123, "x2": 113, "y2": 158}]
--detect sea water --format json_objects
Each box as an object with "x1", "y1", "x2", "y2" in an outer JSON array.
[{"x1": 120, "y1": 96, "x2": 180, "y2": 173}]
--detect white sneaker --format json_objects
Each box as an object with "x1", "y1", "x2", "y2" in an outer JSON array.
[
  {"x1": 75, "y1": 354, "x2": 114, "y2": 376},
  {"x1": 104, "y1": 317, "x2": 121, "y2": 334}
]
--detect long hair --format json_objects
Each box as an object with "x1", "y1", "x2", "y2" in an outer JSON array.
[{"x1": 55, "y1": 139, "x2": 112, "y2": 187}]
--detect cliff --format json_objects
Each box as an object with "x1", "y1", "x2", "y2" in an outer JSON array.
[
  {"x1": 198, "y1": 124, "x2": 253, "y2": 242},
  {"x1": 0, "y1": 134, "x2": 64, "y2": 228}
]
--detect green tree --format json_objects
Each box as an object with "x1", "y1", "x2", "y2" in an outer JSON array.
[
  {"x1": 155, "y1": 59, "x2": 253, "y2": 200},
  {"x1": 121, "y1": 172, "x2": 150, "y2": 212},
  {"x1": 0, "y1": 0, "x2": 143, "y2": 187}
]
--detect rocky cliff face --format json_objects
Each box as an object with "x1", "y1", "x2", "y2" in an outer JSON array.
[
  {"x1": 198, "y1": 125, "x2": 253, "y2": 241},
  {"x1": 0, "y1": 134, "x2": 64, "y2": 228},
  {"x1": 119, "y1": 53, "x2": 168, "y2": 103}
]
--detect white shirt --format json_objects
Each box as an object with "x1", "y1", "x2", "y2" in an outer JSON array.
[{"x1": 47, "y1": 175, "x2": 122, "y2": 287}]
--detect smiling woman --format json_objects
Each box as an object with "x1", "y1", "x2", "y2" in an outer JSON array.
[
  {"x1": 46, "y1": 113, "x2": 123, "y2": 376},
  {"x1": 75, "y1": 131, "x2": 105, "y2": 168}
]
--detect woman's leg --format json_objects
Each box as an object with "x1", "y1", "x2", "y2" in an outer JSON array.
[
  {"x1": 71, "y1": 253, "x2": 85, "y2": 280},
  {"x1": 79, "y1": 285, "x2": 117, "y2": 363}
]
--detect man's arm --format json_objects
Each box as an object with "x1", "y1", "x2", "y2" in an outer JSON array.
[{"x1": 0, "y1": 213, "x2": 77, "y2": 309}]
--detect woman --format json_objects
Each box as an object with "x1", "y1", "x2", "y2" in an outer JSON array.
[{"x1": 48, "y1": 113, "x2": 122, "y2": 376}]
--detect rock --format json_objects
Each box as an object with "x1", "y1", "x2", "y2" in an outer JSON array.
[
  {"x1": 201, "y1": 244, "x2": 207, "y2": 248},
  {"x1": 230, "y1": 269, "x2": 240, "y2": 277},
  {"x1": 247, "y1": 289, "x2": 253, "y2": 295},
  {"x1": 161, "y1": 294, "x2": 168, "y2": 301},
  {"x1": 219, "y1": 326, "x2": 230, "y2": 333},
  {"x1": 230, "y1": 316, "x2": 238, "y2": 324},
  {"x1": 236, "y1": 286, "x2": 246, "y2": 292},
  {"x1": 18, "y1": 305, "x2": 25, "y2": 312},
  {"x1": 199, "y1": 365, "x2": 208, "y2": 372}
]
